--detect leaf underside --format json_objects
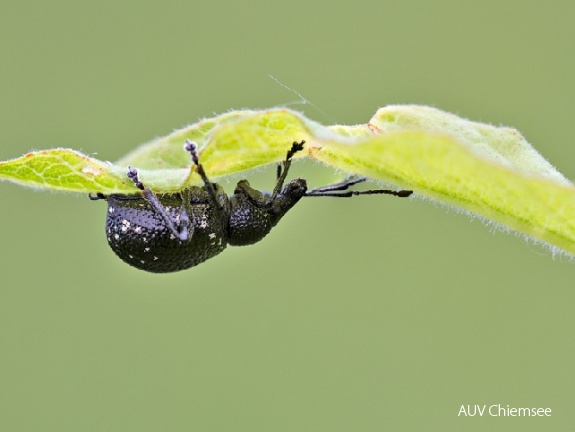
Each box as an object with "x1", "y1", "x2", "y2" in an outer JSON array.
[{"x1": 1, "y1": 105, "x2": 574, "y2": 256}]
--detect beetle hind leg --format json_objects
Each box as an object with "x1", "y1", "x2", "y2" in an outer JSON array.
[{"x1": 126, "y1": 165, "x2": 192, "y2": 242}]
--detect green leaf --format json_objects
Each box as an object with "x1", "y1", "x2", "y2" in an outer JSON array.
[
  {"x1": 1, "y1": 105, "x2": 574, "y2": 256},
  {"x1": 0, "y1": 149, "x2": 138, "y2": 193}
]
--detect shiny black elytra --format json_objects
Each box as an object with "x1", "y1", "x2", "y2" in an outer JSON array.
[{"x1": 90, "y1": 140, "x2": 412, "y2": 273}]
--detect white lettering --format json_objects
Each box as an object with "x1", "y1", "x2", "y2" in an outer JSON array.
[
  {"x1": 486, "y1": 404, "x2": 552, "y2": 417},
  {"x1": 458, "y1": 405, "x2": 486, "y2": 416}
]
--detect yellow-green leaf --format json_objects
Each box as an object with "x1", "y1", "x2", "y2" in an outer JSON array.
[
  {"x1": 1, "y1": 105, "x2": 574, "y2": 256},
  {"x1": 0, "y1": 149, "x2": 138, "y2": 193}
]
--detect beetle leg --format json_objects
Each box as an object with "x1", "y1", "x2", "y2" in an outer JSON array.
[
  {"x1": 126, "y1": 166, "x2": 192, "y2": 241},
  {"x1": 88, "y1": 192, "x2": 107, "y2": 201},
  {"x1": 184, "y1": 140, "x2": 222, "y2": 210},
  {"x1": 233, "y1": 179, "x2": 266, "y2": 207},
  {"x1": 271, "y1": 140, "x2": 305, "y2": 201},
  {"x1": 176, "y1": 188, "x2": 193, "y2": 241}
]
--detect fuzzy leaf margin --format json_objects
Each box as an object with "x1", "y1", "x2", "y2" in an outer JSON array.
[{"x1": 1, "y1": 105, "x2": 574, "y2": 255}]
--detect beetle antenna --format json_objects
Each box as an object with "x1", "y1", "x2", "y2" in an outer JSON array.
[
  {"x1": 305, "y1": 189, "x2": 413, "y2": 198},
  {"x1": 305, "y1": 177, "x2": 412, "y2": 198},
  {"x1": 307, "y1": 176, "x2": 368, "y2": 193}
]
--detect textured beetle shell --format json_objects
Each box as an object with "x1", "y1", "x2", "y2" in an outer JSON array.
[
  {"x1": 105, "y1": 190, "x2": 230, "y2": 273},
  {"x1": 227, "y1": 196, "x2": 273, "y2": 246}
]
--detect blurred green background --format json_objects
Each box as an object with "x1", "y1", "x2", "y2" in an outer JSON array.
[{"x1": 1, "y1": 1, "x2": 574, "y2": 431}]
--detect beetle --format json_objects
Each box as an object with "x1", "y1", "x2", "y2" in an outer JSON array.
[{"x1": 90, "y1": 140, "x2": 412, "y2": 273}]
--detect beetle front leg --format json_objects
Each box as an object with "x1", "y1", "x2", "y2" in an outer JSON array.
[{"x1": 271, "y1": 140, "x2": 305, "y2": 201}]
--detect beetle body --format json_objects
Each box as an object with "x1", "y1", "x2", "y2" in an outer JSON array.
[
  {"x1": 92, "y1": 140, "x2": 411, "y2": 273},
  {"x1": 106, "y1": 185, "x2": 230, "y2": 272},
  {"x1": 105, "y1": 178, "x2": 308, "y2": 273}
]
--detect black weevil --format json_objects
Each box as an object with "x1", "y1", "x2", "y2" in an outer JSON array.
[{"x1": 90, "y1": 140, "x2": 412, "y2": 272}]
